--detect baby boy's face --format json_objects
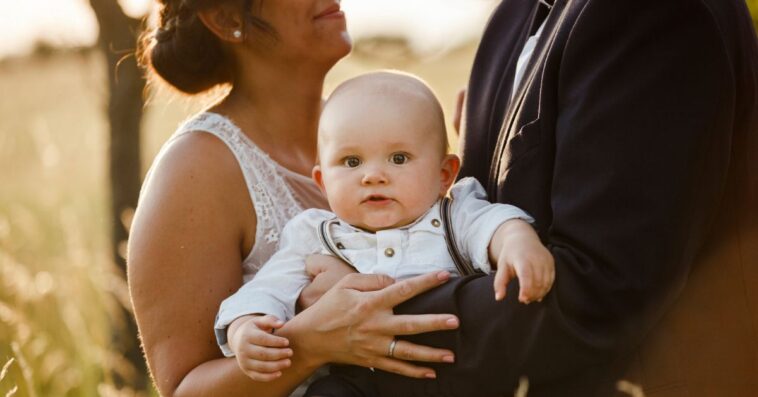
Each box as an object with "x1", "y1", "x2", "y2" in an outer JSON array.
[{"x1": 313, "y1": 77, "x2": 457, "y2": 232}]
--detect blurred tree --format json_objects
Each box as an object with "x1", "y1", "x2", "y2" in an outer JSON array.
[{"x1": 87, "y1": 0, "x2": 148, "y2": 392}]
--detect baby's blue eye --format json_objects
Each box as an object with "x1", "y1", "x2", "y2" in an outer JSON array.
[
  {"x1": 391, "y1": 153, "x2": 408, "y2": 165},
  {"x1": 344, "y1": 157, "x2": 361, "y2": 168}
]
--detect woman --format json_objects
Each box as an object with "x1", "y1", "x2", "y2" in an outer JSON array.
[{"x1": 127, "y1": 0, "x2": 460, "y2": 395}]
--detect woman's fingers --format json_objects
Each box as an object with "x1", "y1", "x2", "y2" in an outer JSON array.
[
  {"x1": 385, "y1": 339, "x2": 455, "y2": 363},
  {"x1": 337, "y1": 272, "x2": 397, "y2": 292},
  {"x1": 384, "y1": 314, "x2": 459, "y2": 336},
  {"x1": 376, "y1": 271, "x2": 451, "y2": 308},
  {"x1": 371, "y1": 357, "x2": 437, "y2": 379}
]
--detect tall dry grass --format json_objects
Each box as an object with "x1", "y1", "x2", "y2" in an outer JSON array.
[
  {"x1": 0, "y1": 42, "x2": 476, "y2": 396},
  {"x1": 0, "y1": 50, "x2": 148, "y2": 396}
]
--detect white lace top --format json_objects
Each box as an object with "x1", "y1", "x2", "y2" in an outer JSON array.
[{"x1": 158, "y1": 112, "x2": 329, "y2": 281}]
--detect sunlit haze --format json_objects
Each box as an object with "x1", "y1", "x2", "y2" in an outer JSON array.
[{"x1": 0, "y1": 0, "x2": 496, "y2": 59}]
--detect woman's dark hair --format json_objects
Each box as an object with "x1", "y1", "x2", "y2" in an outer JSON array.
[{"x1": 138, "y1": 0, "x2": 270, "y2": 94}]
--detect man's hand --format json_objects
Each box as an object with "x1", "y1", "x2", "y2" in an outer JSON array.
[
  {"x1": 489, "y1": 219, "x2": 555, "y2": 303},
  {"x1": 228, "y1": 315, "x2": 294, "y2": 382},
  {"x1": 297, "y1": 254, "x2": 357, "y2": 312}
]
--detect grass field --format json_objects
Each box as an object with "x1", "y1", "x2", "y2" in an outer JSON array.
[{"x1": 0, "y1": 41, "x2": 478, "y2": 396}]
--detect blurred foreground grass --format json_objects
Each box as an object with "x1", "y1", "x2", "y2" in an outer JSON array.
[{"x1": 0, "y1": 42, "x2": 476, "y2": 396}]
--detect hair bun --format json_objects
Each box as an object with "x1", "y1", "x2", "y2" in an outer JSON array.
[{"x1": 140, "y1": 1, "x2": 232, "y2": 94}]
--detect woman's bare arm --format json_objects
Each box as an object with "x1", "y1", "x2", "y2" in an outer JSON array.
[{"x1": 128, "y1": 132, "x2": 314, "y2": 396}]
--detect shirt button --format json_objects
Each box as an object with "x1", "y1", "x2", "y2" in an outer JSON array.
[
  {"x1": 384, "y1": 248, "x2": 395, "y2": 258},
  {"x1": 431, "y1": 219, "x2": 441, "y2": 228},
  {"x1": 336, "y1": 243, "x2": 345, "y2": 250}
]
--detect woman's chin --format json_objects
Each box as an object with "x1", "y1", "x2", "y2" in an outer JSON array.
[{"x1": 333, "y1": 33, "x2": 353, "y2": 60}]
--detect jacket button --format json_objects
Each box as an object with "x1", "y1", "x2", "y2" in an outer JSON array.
[
  {"x1": 384, "y1": 248, "x2": 395, "y2": 257},
  {"x1": 431, "y1": 219, "x2": 441, "y2": 227}
]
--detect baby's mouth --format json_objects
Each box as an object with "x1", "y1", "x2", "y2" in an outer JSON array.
[{"x1": 362, "y1": 195, "x2": 394, "y2": 205}]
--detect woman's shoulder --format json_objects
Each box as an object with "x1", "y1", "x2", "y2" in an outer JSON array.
[
  {"x1": 139, "y1": 128, "x2": 252, "y2": 222},
  {"x1": 149, "y1": 130, "x2": 242, "y2": 190}
]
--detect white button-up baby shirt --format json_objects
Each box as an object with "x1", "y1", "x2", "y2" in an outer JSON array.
[{"x1": 215, "y1": 177, "x2": 533, "y2": 356}]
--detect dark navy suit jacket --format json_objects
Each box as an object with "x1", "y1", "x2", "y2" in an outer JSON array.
[{"x1": 375, "y1": 0, "x2": 758, "y2": 395}]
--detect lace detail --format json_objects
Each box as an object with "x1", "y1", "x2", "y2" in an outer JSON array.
[{"x1": 165, "y1": 112, "x2": 321, "y2": 282}]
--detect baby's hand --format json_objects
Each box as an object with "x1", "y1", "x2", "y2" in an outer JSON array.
[
  {"x1": 228, "y1": 314, "x2": 294, "y2": 382},
  {"x1": 489, "y1": 220, "x2": 555, "y2": 303}
]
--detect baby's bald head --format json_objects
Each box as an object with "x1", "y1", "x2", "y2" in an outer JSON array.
[{"x1": 319, "y1": 71, "x2": 449, "y2": 158}]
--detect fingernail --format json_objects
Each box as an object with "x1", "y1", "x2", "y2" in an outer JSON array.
[
  {"x1": 446, "y1": 317, "x2": 459, "y2": 327},
  {"x1": 443, "y1": 355, "x2": 455, "y2": 363},
  {"x1": 425, "y1": 372, "x2": 437, "y2": 379},
  {"x1": 286, "y1": 349, "x2": 294, "y2": 356},
  {"x1": 437, "y1": 271, "x2": 451, "y2": 280},
  {"x1": 284, "y1": 359, "x2": 292, "y2": 367}
]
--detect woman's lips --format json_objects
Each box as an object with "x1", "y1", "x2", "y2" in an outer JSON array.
[{"x1": 314, "y1": 4, "x2": 344, "y2": 20}]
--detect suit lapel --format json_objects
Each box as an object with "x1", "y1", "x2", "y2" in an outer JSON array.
[
  {"x1": 489, "y1": 0, "x2": 568, "y2": 190},
  {"x1": 462, "y1": 0, "x2": 541, "y2": 193}
]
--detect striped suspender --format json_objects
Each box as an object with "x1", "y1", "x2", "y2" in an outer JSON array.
[
  {"x1": 317, "y1": 218, "x2": 356, "y2": 269},
  {"x1": 440, "y1": 197, "x2": 482, "y2": 276}
]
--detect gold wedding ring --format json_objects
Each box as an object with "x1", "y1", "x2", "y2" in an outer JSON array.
[{"x1": 388, "y1": 339, "x2": 398, "y2": 358}]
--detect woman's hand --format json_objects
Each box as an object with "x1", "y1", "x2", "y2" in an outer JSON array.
[
  {"x1": 297, "y1": 255, "x2": 357, "y2": 312},
  {"x1": 284, "y1": 271, "x2": 459, "y2": 379}
]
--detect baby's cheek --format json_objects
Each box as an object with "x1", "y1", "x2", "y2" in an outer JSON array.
[{"x1": 330, "y1": 199, "x2": 359, "y2": 223}]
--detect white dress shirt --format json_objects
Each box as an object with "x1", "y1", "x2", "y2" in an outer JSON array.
[
  {"x1": 512, "y1": 18, "x2": 547, "y2": 99},
  {"x1": 215, "y1": 177, "x2": 533, "y2": 356}
]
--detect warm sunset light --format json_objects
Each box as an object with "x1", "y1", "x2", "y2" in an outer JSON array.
[{"x1": 1, "y1": 1, "x2": 756, "y2": 396}]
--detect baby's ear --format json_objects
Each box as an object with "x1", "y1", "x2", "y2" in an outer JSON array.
[
  {"x1": 312, "y1": 165, "x2": 327, "y2": 194},
  {"x1": 439, "y1": 154, "x2": 461, "y2": 195}
]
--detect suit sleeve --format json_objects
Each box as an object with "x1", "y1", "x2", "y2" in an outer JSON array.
[{"x1": 376, "y1": 1, "x2": 736, "y2": 395}]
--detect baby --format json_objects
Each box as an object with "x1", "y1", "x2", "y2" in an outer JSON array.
[{"x1": 215, "y1": 71, "x2": 555, "y2": 384}]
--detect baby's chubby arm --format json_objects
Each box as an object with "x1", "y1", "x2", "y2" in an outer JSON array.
[{"x1": 449, "y1": 177, "x2": 554, "y2": 303}]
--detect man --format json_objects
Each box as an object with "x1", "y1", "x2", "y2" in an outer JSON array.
[{"x1": 374, "y1": 0, "x2": 758, "y2": 395}]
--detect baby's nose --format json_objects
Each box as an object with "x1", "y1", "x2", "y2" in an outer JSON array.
[{"x1": 361, "y1": 168, "x2": 388, "y2": 185}]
